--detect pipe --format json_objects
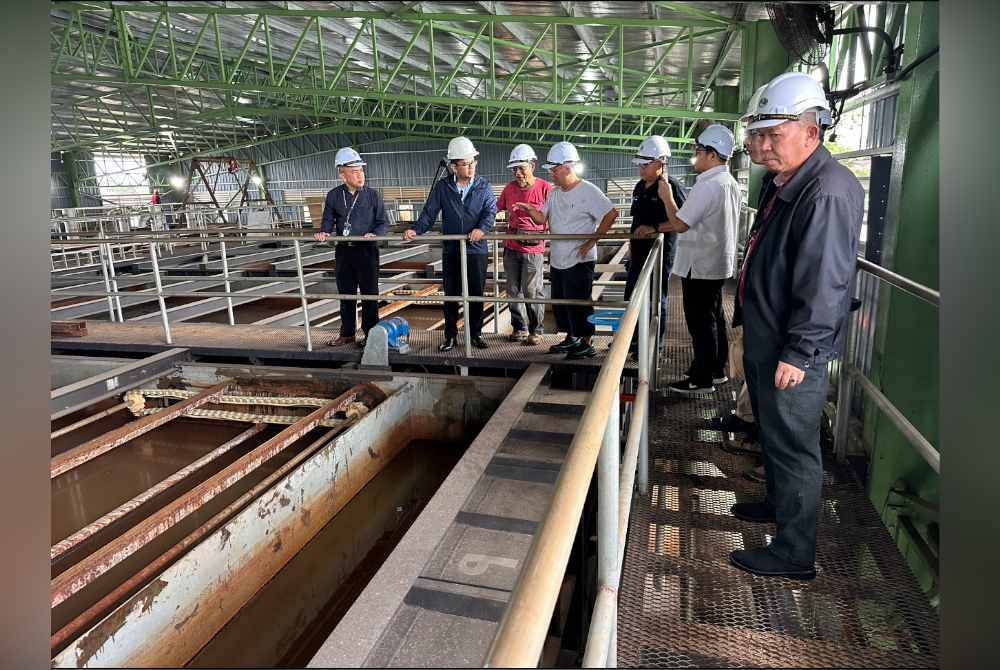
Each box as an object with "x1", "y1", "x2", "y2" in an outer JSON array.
[
  {"x1": 637, "y1": 277, "x2": 651, "y2": 495},
  {"x1": 50, "y1": 383, "x2": 383, "y2": 608},
  {"x1": 856, "y1": 257, "x2": 939, "y2": 306},
  {"x1": 51, "y1": 423, "x2": 268, "y2": 561},
  {"x1": 849, "y1": 366, "x2": 939, "y2": 474},
  {"x1": 50, "y1": 402, "x2": 128, "y2": 440},
  {"x1": 583, "y1": 389, "x2": 620, "y2": 667},
  {"x1": 486, "y1": 237, "x2": 661, "y2": 668},
  {"x1": 50, "y1": 382, "x2": 229, "y2": 479}
]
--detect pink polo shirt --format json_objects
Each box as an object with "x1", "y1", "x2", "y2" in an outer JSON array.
[{"x1": 497, "y1": 177, "x2": 553, "y2": 254}]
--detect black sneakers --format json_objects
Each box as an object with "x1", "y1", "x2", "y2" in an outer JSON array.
[
  {"x1": 549, "y1": 336, "x2": 581, "y2": 353},
  {"x1": 439, "y1": 337, "x2": 457, "y2": 352},
  {"x1": 667, "y1": 378, "x2": 715, "y2": 395},
  {"x1": 565, "y1": 340, "x2": 597, "y2": 360}
]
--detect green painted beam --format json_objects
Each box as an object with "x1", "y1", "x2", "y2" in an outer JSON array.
[
  {"x1": 53, "y1": 72, "x2": 741, "y2": 122},
  {"x1": 60, "y1": 3, "x2": 733, "y2": 29}
]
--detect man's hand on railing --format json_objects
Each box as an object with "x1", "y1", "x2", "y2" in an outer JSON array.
[
  {"x1": 402, "y1": 229, "x2": 418, "y2": 242},
  {"x1": 362, "y1": 233, "x2": 376, "y2": 239},
  {"x1": 634, "y1": 224, "x2": 657, "y2": 239},
  {"x1": 313, "y1": 231, "x2": 329, "y2": 242},
  {"x1": 468, "y1": 228, "x2": 485, "y2": 243}
]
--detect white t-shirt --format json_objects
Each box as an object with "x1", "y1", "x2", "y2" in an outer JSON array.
[
  {"x1": 542, "y1": 179, "x2": 615, "y2": 270},
  {"x1": 672, "y1": 164, "x2": 740, "y2": 280}
]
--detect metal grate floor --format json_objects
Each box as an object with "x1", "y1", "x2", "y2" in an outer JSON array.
[{"x1": 616, "y1": 279, "x2": 940, "y2": 668}]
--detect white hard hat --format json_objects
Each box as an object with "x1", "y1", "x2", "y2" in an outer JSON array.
[
  {"x1": 335, "y1": 147, "x2": 366, "y2": 168},
  {"x1": 696, "y1": 124, "x2": 736, "y2": 159},
  {"x1": 632, "y1": 135, "x2": 671, "y2": 166},
  {"x1": 542, "y1": 141, "x2": 581, "y2": 170},
  {"x1": 740, "y1": 85, "x2": 768, "y2": 125},
  {"x1": 745, "y1": 72, "x2": 833, "y2": 131},
  {"x1": 446, "y1": 136, "x2": 479, "y2": 161},
  {"x1": 507, "y1": 143, "x2": 537, "y2": 168}
]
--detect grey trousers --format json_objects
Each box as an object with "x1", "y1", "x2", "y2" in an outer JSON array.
[
  {"x1": 503, "y1": 248, "x2": 545, "y2": 335},
  {"x1": 745, "y1": 353, "x2": 830, "y2": 567}
]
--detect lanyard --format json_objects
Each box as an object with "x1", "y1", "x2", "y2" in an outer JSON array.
[
  {"x1": 341, "y1": 188, "x2": 360, "y2": 235},
  {"x1": 737, "y1": 186, "x2": 782, "y2": 305}
]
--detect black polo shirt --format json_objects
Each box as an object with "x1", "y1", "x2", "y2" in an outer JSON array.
[
  {"x1": 320, "y1": 185, "x2": 389, "y2": 237},
  {"x1": 630, "y1": 176, "x2": 685, "y2": 268}
]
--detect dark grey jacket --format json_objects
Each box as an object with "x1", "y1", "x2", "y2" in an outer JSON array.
[{"x1": 742, "y1": 144, "x2": 865, "y2": 370}]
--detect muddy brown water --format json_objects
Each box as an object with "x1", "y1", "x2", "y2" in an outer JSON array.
[{"x1": 51, "y1": 418, "x2": 468, "y2": 669}]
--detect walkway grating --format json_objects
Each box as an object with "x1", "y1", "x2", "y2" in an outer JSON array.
[{"x1": 617, "y1": 279, "x2": 939, "y2": 668}]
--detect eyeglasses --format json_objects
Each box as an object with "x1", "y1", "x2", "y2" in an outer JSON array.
[
  {"x1": 452, "y1": 160, "x2": 477, "y2": 168},
  {"x1": 510, "y1": 165, "x2": 530, "y2": 174}
]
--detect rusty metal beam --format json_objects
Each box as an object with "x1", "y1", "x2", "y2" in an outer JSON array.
[
  {"x1": 50, "y1": 424, "x2": 344, "y2": 655},
  {"x1": 50, "y1": 382, "x2": 230, "y2": 479},
  {"x1": 50, "y1": 402, "x2": 128, "y2": 440},
  {"x1": 377, "y1": 284, "x2": 440, "y2": 320},
  {"x1": 50, "y1": 383, "x2": 386, "y2": 608},
  {"x1": 51, "y1": 423, "x2": 269, "y2": 561}
]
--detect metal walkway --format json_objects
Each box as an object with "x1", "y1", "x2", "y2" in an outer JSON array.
[{"x1": 617, "y1": 280, "x2": 940, "y2": 668}]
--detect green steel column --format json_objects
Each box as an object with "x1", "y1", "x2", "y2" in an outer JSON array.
[
  {"x1": 738, "y1": 19, "x2": 792, "y2": 207},
  {"x1": 866, "y1": 1, "x2": 939, "y2": 595}
]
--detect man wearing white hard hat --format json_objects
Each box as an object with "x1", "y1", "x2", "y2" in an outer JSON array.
[
  {"x1": 404, "y1": 137, "x2": 497, "y2": 352},
  {"x1": 315, "y1": 147, "x2": 389, "y2": 347},
  {"x1": 496, "y1": 144, "x2": 553, "y2": 345},
  {"x1": 515, "y1": 141, "x2": 618, "y2": 360},
  {"x1": 627, "y1": 135, "x2": 687, "y2": 352},
  {"x1": 655, "y1": 124, "x2": 741, "y2": 395},
  {"x1": 725, "y1": 71, "x2": 864, "y2": 581}
]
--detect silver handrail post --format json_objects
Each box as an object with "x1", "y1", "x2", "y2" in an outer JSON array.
[
  {"x1": 97, "y1": 243, "x2": 117, "y2": 322},
  {"x1": 293, "y1": 239, "x2": 313, "y2": 352},
  {"x1": 582, "y1": 387, "x2": 621, "y2": 668},
  {"x1": 638, "y1": 272, "x2": 651, "y2": 496},
  {"x1": 459, "y1": 241, "x2": 473, "y2": 358},
  {"x1": 833, "y1": 274, "x2": 860, "y2": 461},
  {"x1": 99, "y1": 220, "x2": 123, "y2": 321},
  {"x1": 493, "y1": 238, "x2": 500, "y2": 334},
  {"x1": 220, "y1": 234, "x2": 235, "y2": 326},
  {"x1": 653, "y1": 235, "x2": 664, "y2": 390},
  {"x1": 148, "y1": 243, "x2": 172, "y2": 344}
]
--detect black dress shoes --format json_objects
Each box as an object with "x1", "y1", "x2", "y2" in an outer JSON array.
[
  {"x1": 471, "y1": 335, "x2": 489, "y2": 349},
  {"x1": 730, "y1": 500, "x2": 776, "y2": 523},
  {"x1": 439, "y1": 337, "x2": 457, "y2": 352},
  {"x1": 730, "y1": 547, "x2": 816, "y2": 580}
]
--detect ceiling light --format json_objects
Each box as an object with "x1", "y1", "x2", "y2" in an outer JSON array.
[
  {"x1": 250, "y1": 175, "x2": 262, "y2": 186},
  {"x1": 169, "y1": 174, "x2": 185, "y2": 190}
]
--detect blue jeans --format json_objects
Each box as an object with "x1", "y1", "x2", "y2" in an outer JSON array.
[{"x1": 744, "y1": 353, "x2": 830, "y2": 566}]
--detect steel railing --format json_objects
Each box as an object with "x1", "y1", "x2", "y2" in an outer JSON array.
[
  {"x1": 485, "y1": 236, "x2": 663, "y2": 668},
  {"x1": 50, "y1": 230, "x2": 658, "y2": 360},
  {"x1": 833, "y1": 257, "x2": 940, "y2": 473}
]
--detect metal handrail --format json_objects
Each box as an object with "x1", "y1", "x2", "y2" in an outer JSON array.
[
  {"x1": 486, "y1": 236, "x2": 662, "y2": 668},
  {"x1": 51, "y1": 230, "x2": 655, "y2": 360},
  {"x1": 834, "y1": 260, "x2": 940, "y2": 473},
  {"x1": 856, "y1": 256, "x2": 939, "y2": 305}
]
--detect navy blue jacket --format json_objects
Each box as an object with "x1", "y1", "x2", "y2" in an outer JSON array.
[
  {"x1": 742, "y1": 144, "x2": 865, "y2": 370},
  {"x1": 411, "y1": 175, "x2": 497, "y2": 255},
  {"x1": 320, "y1": 185, "x2": 389, "y2": 237}
]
